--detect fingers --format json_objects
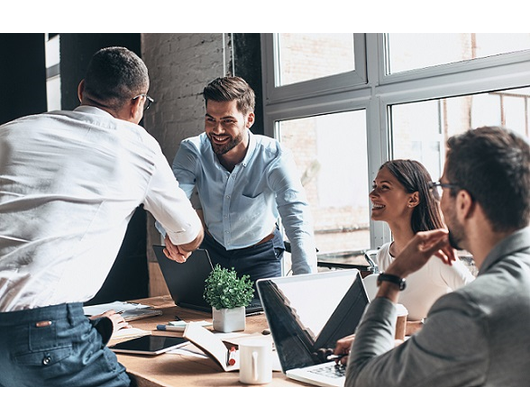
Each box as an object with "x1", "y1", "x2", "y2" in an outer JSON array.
[{"x1": 163, "y1": 235, "x2": 191, "y2": 263}]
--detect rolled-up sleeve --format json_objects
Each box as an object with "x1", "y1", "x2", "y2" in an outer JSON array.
[
  {"x1": 268, "y1": 151, "x2": 317, "y2": 275},
  {"x1": 143, "y1": 148, "x2": 202, "y2": 245}
]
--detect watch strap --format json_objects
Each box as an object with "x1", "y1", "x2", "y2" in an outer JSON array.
[{"x1": 377, "y1": 272, "x2": 406, "y2": 290}]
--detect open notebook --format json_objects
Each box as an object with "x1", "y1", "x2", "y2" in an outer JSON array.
[{"x1": 256, "y1": 269, "x2": 369, "y2": 387}]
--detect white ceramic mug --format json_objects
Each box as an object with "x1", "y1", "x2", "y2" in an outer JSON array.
[{"x1": 239, "y1": 339, "x2": 272, "y2": 385}]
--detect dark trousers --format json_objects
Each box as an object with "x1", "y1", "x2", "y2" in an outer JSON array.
[
  {"x1": 0, "y1": 302, "x2": 131, "y2": 387},
  {"x1": 201, "y1": 227, "x2": 285, "y2": 292}
]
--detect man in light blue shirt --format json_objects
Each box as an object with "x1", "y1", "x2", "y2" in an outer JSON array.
[{"x1": 165, "y1": 76, "x2": 317, "y2": 287}]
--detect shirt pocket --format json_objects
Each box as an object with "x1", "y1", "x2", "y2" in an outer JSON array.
[{"x1": 238, "y1": 193, "x2": 266, "y2": 220}]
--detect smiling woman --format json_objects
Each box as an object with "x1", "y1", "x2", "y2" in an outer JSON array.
[{"x1": 370, "y1": 159, "x2": 474, "y2": 322}]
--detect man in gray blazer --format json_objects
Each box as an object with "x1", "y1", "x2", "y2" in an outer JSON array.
[{"x1": 338, "y1": 126, "x2": 530, "y2": 386}]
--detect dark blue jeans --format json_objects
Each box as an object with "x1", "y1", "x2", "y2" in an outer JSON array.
[
  {"x1": 0, "y1": 303, "x2": 131, "y2": 387},
  {"x1": 202, "y1": 226, "x2": 285, "y2": 292}
]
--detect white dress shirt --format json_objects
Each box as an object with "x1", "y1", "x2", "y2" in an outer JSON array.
[{"x1": 0, "y1": 106, "x2": 202, "y2": 311}]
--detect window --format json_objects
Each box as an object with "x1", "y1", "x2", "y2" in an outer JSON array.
[
  {"x1": 386, "y1": 33, "x2": 530, "y2": 74},
  {"x1": 391, "y1": 87, "x2": 530, "y2": 181},
  {"x1": 276, "y1": 33, "x2": 355, "y2": 86},
  {"x1": 262, "y1": 33, "x2": 530, "y2": 266},
  {"x1": 279, "y1": 111, "x2": 369, "y2": 255}
]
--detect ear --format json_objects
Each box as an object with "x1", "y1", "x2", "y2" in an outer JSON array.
[
  {"x1": 408, "y1": 191, "x2": 420, "y2": 208},
  {"x1": 77, "y1": 80, "x2": 85, "y2": 103},
  {"x1": 129, "y1": 96, "x2": 144, "y2": 124},
  {"x1": 245, "y1": 112, "x2": 255, "y2": 129},
  {"x1": 456, "y1": 190, "x2": 475, "y2": 220}
]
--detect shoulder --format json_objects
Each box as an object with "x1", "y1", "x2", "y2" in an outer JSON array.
[
  {"x1": 428, "y1": 256, "x2": 474, "y2": 285},
  {"x1": 178, "y1": 133, "x2": 210, "y2": 155},
  {"x1": 252, "y1": 134, "x2": 285, "y2": 159}
]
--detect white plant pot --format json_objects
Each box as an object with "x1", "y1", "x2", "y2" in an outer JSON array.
[{"x1": 212, "y1": 306, "x2": 246, "y2": 332}]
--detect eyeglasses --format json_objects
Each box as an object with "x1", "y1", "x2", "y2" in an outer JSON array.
[
  {"x1": 133, "y1": 94, "x2": 154, "y2": 111},
  {"x1": 428, "y1": 181, "x2": 461, "y2": 198}
]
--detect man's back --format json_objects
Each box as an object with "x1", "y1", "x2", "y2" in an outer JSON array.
[{"x1": 0, "y1": 106, "x2": 159, "y2": 311}]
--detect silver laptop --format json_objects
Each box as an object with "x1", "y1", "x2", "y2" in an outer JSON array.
[
  {"x1": 256, "y1": 269, "x2": 369, "y2": 387},
  {"x1": 153, "y1": 246, "x2": 263, "y2": 314}
]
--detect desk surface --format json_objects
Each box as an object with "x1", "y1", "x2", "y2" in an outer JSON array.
[{"x1": 111, "y1": 295, "x2": 305, "y2": 387}]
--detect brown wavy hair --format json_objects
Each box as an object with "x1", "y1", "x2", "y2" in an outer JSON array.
[{"x1": 380, "y1": 159, "x2": 445, "y2": 233}]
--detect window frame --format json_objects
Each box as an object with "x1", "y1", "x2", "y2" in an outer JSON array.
[{"x1": 261, "y1": 33, "x2": 530, "y2": 251}]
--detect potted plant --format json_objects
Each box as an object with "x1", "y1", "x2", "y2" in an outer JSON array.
[{"x1": 203, "y1": 265, "x2": 254, "y2": 332}]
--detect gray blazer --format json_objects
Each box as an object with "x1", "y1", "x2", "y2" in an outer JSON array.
[{"x1": 345, "y1": 227, "x2": 530, "y2": 386}]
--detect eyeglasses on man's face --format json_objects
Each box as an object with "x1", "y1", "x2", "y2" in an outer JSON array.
[
  {"x1": 133, "y1": 94, "x2": 154, "y2": 111},
  {"x1": 428, "y1": 181, "x2": 461, "y2": 198}
]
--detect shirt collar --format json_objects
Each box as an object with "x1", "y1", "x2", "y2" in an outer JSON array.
[
  {"x1": 74, "y1": 105, "x2": 114, "y2": 118},
  {"x1": 240, "y1": 130, "x2": 256, "y2": 168}
]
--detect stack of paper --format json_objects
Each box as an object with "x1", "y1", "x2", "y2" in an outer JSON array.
[{"x1": 83, "y1": 301, "x2": 163, "y2": 321}]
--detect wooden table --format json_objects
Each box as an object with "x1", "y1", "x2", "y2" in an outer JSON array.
[{"x1": 111, "y1": 295, "x2": 305, "y2": 387}]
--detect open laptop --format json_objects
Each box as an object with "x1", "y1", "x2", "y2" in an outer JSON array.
[
  {"x1": 256, "y1": 269, "x2": 369, "y2": 387},
  {"x1": 153, "y1": 245, "x2": 263, "y2": 314}
]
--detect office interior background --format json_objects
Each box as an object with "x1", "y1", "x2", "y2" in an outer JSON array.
[{"x1": 2, "y1": 33, "x2": 530, "y2": 305}]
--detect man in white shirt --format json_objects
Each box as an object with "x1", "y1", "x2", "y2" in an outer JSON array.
[{"x1": 0, "y1": 46, "x2": 203, "y2": 386}]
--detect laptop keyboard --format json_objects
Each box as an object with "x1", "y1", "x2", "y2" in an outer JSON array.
[{"x1": 308, "y1": 363, "x2": 346, "y2": 378}]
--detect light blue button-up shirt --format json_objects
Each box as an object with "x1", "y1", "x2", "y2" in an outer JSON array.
[{"x1": 172, "y1": 131, "x2": 317, "y2": 275}]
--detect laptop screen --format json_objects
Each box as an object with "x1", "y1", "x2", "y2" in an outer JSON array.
[{"x1": 257, "y1": 269, "x2": 368, "y2": 372}]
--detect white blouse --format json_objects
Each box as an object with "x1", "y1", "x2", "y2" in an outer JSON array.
[{"x1": 376, "y1": 242, "x2": 475, "y2": 320}]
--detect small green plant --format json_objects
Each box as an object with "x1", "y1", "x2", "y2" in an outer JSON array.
[{"x1": 203, "y1": 265, "x2": 254, "y2": 310}]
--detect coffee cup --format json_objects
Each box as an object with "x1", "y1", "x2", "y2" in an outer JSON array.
[
  {"x1": 395, "y1": 303, "x2": 408, "y2": 341},
  {"x1": 239, "y1": 339, "x2": 272, "y2": 385}
]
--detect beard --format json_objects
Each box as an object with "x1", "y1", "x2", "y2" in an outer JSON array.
[
  {"x1": 445, "y1": 209, "x2": 466, "y2": 251},
  {"x1": 208, "y1": 132, "x2": 244, "y2": 156},
  {"x1": 448, "y1": 229, "x2": 464, "y2": 250}
]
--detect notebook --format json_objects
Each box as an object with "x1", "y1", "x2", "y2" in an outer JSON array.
[
  {"x1": 256, "y1": 269, "x2": 369, "y2": 387},
  {"x1": 153, "y1": 245, "x2": 263, "y2": 314}
]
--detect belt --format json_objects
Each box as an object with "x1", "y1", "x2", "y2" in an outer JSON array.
[
  {"x1": 254, "y1": 232, "x2": 275, "y2": 246},
  {"x1": 206, "y1": 229, "x2": 275, "y2": 248}
]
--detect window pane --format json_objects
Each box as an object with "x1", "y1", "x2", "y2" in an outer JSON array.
[
  {"x1": 279, "y1": 111, "x2": 369, "y2": 256},
  {"x1": 390, "y1": 86, "x2": 530, "y2": 181},
  {"x1": 386, "y1": 33, "x2": 530, "y2": 74},
  {"x1": 276, "y1": 33, "x2": 355, "y2": 86}
]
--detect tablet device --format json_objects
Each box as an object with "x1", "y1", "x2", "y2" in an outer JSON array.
[{"x1": 110, "y1": 335, "x2": 189, "y2": 355}]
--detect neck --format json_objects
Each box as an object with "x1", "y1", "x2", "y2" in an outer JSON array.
[
  {"x1": 217, "y1": 132, "x2": 249, "y2": 172},
  {"x1": 387, "y1": 219, "x2": 415, "y2": 257},
  {"x1": 468, "y1": 226, "x2": 517, "y2": 270}
]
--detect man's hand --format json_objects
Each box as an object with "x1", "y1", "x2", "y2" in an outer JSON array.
[
  {"x1": 163, "y1": 234, "x2": 193, "y2": 263},
  {"x1": 89, "y1": 310, "x2": 130, "y2": 332},
  {"x1": 385, "y1": 229, "x2": 455, "y2": 279}
]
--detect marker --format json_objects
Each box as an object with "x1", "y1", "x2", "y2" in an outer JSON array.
[
  {"x1": 227, "y1": 346, "x2": 237, "y2": 366},
  {"x1": 326, "y1": 353, "x2": 348, "y2": 361}
]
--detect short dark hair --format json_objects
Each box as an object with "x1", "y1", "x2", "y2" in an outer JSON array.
[
  {"x1": 446, "y1": 126, "x2": 530, "y2": 232},
  {"x1": 381, "y1": 159, "x2": 445, "y2": 233},
  {"x1": 83, "y1": 46, "x2": 149, "y2": 110},
  {"x1": 203, "y1": 76, "x2": 255, "y2": 115}
]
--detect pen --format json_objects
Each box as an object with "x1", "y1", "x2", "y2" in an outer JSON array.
[
  {"x1": 156, "y1": 324, "x2": 185, "y2": 332},
  {"x1": 227, "y1": 346, "x2": 237, "y2": 366}
]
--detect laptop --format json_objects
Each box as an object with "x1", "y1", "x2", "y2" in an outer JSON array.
[
  {"x1": 256, "y1": 269, "x2": 369, "y2": 387},
  {"x1": 153, "y1": 245, "x2": 263, "y2": 314}
]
